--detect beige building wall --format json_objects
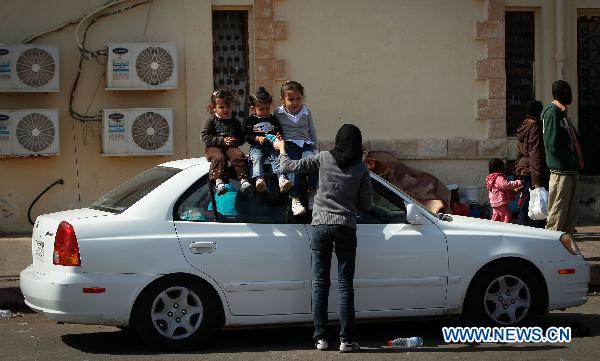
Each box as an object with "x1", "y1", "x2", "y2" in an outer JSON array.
[{"x1": 1, "y1": 0, "x2": 599, "y2": 232}]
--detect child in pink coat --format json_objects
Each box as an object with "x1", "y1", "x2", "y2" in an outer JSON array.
[{"x1": 485, "y1": 158, "x2": 522, "y2": 223}]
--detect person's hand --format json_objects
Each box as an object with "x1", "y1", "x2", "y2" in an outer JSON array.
[
  {"x1": 515, "y1": 185, "x2": 523, "y2": 192},
  {"x1": 273, "y1": 139, "x2": 285, "y2": 153},
  {"x1": 224, "y1": 136, "x2": 236, "y2": 146},
  {"x1": 275, "y1": 133, "x2": 283, "y2": 141},
  {"x1": 256, "y1": 136, "x2": 266, "y2": 144}
]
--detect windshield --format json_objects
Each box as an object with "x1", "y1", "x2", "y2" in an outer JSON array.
[
  {"x1": 370, "y1": 173, "x2": 437, "y2": 218},
  {"x1": 91, "y1": 166, "x2": 181, "y2": 214}
]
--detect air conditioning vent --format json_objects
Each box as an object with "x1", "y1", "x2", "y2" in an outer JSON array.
[
  {"x1": 0, "y1": 45, "x2": 59, "y2": 92},
  {"x1": 102, "y1": 108, "x2": 173, "y2": 156},
  {"x1": 106, "y1": 43, "x2": 177, "y2": 90},
  {"x1": 0, "y1": 109, "x2": 60, "y2": 156}
]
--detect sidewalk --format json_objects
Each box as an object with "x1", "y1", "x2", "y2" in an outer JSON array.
[{"x1": 2, "y1": 228, "x2": 600, "y2": 309}]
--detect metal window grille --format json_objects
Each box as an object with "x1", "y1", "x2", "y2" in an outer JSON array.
[
  {"x1": 505, "y1": 11, "x2": 535, "y2": 137},
  {"x1": 212, "y1": 11, "x2": 250, "y2": 124},
  {"x1": 578, "y1": 15, "x2": 600, "y2": 175}
]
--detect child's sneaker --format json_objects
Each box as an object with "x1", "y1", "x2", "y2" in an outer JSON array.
[
  {"x1": 307, "y1": 190, "x2": 317, "y2": 210},
  {"x1": 239, "y1": 180, "x2": 253, "y2": 195},
  {"x1": 278, "y1": 178, "x2": 292, "y2": 193},
  {"x1": 255, "y1": 178, "x2": 267, "y2": 192},
  {"x1": 291, "y1": 198, "x2": 306, "y2": 216},
  {"x1": 315, "y1": 339, "x2": 328, "y2": 351},
  {"x1": 215, "y1": 182, "x2": 228, "y2": 195},
  {"x1": 339, "y1": 341, "x2": 360, "y2": 353}
]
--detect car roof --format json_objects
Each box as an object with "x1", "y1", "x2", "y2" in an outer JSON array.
[{"x1": 158, "y1": 157, "x2": 209, "y2": 170}]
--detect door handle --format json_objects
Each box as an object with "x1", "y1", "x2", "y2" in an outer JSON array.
[{"x1": 190, "y1": 241, "x2": 216, "y2": 254}]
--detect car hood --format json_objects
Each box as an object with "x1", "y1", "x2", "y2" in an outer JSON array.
[{"x1": 440, "y1": 214, "x2": 564, "y2": 239}]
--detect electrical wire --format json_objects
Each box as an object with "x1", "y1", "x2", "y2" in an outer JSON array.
[
  {"x1": 68, "y1": 0, "x2": 151, "y2": 122},
  {"x1": 27, "y1": 179, "x2": 64, "y2": 225}
]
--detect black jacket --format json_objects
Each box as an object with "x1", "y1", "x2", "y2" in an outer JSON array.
[
  {"x1": 243, "y1": 114, "x2": 281, "y2": 146},
  {"x1": 201, "y1": 115, "x2": 244, "y2": 148}
]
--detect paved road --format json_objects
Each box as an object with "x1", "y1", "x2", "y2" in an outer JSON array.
[{"x1": 1, "y1": 295, "x2": 599, "y2": 361}]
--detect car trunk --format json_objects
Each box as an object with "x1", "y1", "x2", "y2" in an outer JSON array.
[{"x1": 31, "y1": 208, "x2": 112, "y2": 276}]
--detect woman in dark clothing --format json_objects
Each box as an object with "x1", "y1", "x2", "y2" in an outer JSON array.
[
  {"x1": 274, "y1": 124, "x2": 373, "y2": 353},
  {"x1": 515, "y1": 100, "x2": 550, "y2": 227}
]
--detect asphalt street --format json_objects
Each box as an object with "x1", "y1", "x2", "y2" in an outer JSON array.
[{"x1": 1, "y1": 295, "x2": 599, "y2": 361}]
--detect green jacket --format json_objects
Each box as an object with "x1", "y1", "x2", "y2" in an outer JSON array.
[{"x1": 541, "y1": 103, "x2": 581, "y2": 173}]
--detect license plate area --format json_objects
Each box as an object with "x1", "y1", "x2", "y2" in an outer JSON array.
[{"x1": 34, "y1": 240, "x2": 44, "y2": 261}]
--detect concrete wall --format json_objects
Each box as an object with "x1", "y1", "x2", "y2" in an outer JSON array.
[{"x1": 1, "y1": 0, "x2": 599, "y2": 233}]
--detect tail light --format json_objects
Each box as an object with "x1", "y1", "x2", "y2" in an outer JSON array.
[{"x1": 53, "y1": 221, "x2": 81, "y2": 266}]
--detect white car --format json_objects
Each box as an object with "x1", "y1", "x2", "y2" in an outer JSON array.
[{"x1": 20, "y1": 158, "x2": 589, "y2": 350}]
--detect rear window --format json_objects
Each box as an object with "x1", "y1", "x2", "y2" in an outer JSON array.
[{"x1": 91, "y1": 166, "x2": 181, "y2": 213}]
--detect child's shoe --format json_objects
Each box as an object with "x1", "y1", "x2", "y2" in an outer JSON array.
[
  {"x1": 291, "y1": 198, "x2": 306, "y2": 216},
  {"x1": 307, "y1": 190, "x2": 317, "y2": 210},
  {"x1": 255, "y1": 178, "x2": 267, "y2": 192},
  {"x1": 339, "y1": 341, "x2": 360, "y2": 353},
  {"x1": 239, "y1": 179, "x2": 253, "y2": 195},
  {"x1": 215, "y1": 181, "x2": 228, "y2": 195},
  {"x1": 278, "y1": 178, "x2": 292, "y2": 193},
  {"x1": 315, "y1": 339, "x2": 328, "y2": 351}
]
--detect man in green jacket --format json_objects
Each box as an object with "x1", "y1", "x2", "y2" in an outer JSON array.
[{"x1": 542, "y1": 80, "x2": 584, "y2": 234}]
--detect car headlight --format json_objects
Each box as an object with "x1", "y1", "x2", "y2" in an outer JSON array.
[{"x1": 559, "y1": 233, "x2": 581, "y2": 255}]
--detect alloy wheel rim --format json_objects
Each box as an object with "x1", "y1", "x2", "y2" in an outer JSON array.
[
  {"x1": 483, "y1": 275, "x2": 531, "y2": 325},
  {"x1": 150, "y1": 286, "x2": 204, "y2": 340}
]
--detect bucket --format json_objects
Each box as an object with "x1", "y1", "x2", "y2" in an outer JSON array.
[{"x1": 462, "y1": 186, "x2": 480, "y2": 204}]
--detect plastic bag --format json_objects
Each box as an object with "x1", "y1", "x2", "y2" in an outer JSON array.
[{"x1": 528, "y1": 187, "x2": 548, "y2": 220}]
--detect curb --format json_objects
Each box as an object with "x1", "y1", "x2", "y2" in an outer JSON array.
[{"x1": 0, "y1": 286, "x2": 26, "y2": 310}]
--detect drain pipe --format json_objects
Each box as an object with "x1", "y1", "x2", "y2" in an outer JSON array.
[
  {"x1": 555, "y1": 0, "x2": 567, "y2": 80},
  {"x1": 28, "y1": 179, "x2": 64, "y2": 225}
]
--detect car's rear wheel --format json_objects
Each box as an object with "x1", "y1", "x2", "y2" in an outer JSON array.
[
  {"x1": 133, "y1": 277, "x2": 217, "y2": 350},
  {"x1": 465, "y1": 265, "x2": 543, "y2": 326}
]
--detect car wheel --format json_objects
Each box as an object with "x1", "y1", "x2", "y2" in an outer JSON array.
[
  {"x1": 133, "y1": 277, "x2": 217, "y2": 350},
  {"x1": 465, "y1": 265, "x2": 543, "y2": 326}
]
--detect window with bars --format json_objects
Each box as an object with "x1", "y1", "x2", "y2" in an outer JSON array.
[
  {"x1": 505, "y1": 11, "x2": 535, "y2": 137},
  {"x1": 578, "y1": 15, "x2": 600, "y2": 175},
  {"x1": 212, "y1": 11, "x2": 250, "y2": 124}
]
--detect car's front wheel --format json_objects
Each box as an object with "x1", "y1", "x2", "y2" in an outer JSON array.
[
  {"x1": 465, "y1": 265, "x2": 543, "y2": 326},
  {"x1": 133, "y1": 277, "x2": 217, "y2": 350}
]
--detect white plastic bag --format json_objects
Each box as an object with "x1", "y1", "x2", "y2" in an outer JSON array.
[{"x1": 528, "y1": 187, "x2": 548, "y2": 220}]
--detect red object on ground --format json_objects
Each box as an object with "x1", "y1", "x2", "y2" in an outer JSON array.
[{"x1": 451, "y1": 201, "x2": 470, "y2": 216}]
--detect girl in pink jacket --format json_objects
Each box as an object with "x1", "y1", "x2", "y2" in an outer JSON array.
[{"x1": 485, "y1": 158, "x2": 522, "y2": 223}]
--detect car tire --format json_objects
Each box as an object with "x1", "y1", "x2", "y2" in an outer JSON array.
[
  {"x1": 133, "y1": 276, "x2": 218, "y2": 350},
  {"x1": 464, "y1": 264, "x2": 543, "y2": 326}
]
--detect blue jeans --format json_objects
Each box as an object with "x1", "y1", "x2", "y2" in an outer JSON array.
[
  {"x1": 248, "y1": 143, "x2": 282, "y2": 178},
  {"x1": 311, "y1": 224, "x2": 357, "y2": 343},
  {"x1": 285, "y1": 141, "x2": 318, "y2": 198}
]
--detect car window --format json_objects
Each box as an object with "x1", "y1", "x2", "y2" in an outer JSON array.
[
  {"x1": 91, "y1": 166, "x2": 181, "y2": 214},
  {"x1": 174, "y1": 176, "x2": 215, "y2": 222},
  {"x1": 357, "y1": 180, "x2": 407, "y2": 224},
  {"x1": 174, "y1": 177, "x2": 291, "y2": 224},
  {"x1": 215, "y1": 179, "x2": 291, "y2": 224}
]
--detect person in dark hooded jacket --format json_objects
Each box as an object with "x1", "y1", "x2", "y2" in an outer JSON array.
[
  {"x1": 515, "y1": 100, "x2": 549, "y2": 228},
  {"x1": 274, "y1": 124, "x2": 373, "y2": 353}
]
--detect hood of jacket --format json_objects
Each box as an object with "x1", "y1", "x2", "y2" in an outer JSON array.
[
  {"x1": 485, "y1": 172, "x2": 502, "y2": 191},
  {"x1": 517, "y1": 117, "x2": 538, "y2": 142}
]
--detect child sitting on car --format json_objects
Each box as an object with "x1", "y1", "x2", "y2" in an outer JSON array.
[{"x1": 201, "y1": 89, "x2": 252, "y2": 195}]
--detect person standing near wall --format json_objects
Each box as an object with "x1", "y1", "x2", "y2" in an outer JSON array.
[
  {"x1": 516, "y1": 100, "x2": 549, "y2": 228},
  {"x1": 542, "y1": 80, "x2": 585, "y2": 234},
  {"x1": 274, "y1": 124, "x2": 373, "y2": 353}
]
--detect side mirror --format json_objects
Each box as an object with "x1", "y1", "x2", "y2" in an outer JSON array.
[{"x1": 406, "y1": 204, "x2": 424, "y2": 225}]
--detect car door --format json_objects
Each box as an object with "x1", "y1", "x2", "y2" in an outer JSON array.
[
  {"x1": 317, "y1": 177, "x2": 448, "y2": 314},
  {"x1": 173, "y1": 177, "x2": 312, "y2": 316}
]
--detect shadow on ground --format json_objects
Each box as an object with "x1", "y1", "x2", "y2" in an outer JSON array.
[{"x1": 61, "y1": 312, "x2": 600, "y2": 355}]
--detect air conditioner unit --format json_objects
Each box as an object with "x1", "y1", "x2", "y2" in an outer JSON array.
[
  {"x1": 102, "y1": 108, "x2": 173, "y2": 156},
  {"x1": 0, "y1": 45, "x2": 59, "y2": 92},
  {"x1": 0, "y1": 109, "x2": 59, "y2": 156},
  {"x1": 106, "y1": 43, "x2": 177, "y2": 90}
]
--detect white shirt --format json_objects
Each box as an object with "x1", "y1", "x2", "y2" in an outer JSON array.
[{"x1": 276, "y1": 105, "x2": 314, "y2": 148}]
